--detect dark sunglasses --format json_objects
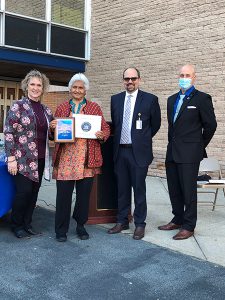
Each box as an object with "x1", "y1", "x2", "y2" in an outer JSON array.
[{"x1": 123, "y1": 77, "x2": 138, "y2": 82}]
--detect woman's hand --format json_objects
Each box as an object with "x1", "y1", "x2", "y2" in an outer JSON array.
[
  {"x1": 95, "y1": 131, "x2": 104, "y2": 140},
  {"x1": 7, "y1": 157, "x2": 18, "y2": 176},
  {"x1": 49, "y1": 120, "x2": 57, "y2": 130}
]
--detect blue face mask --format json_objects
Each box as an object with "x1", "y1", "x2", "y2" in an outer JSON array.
[{"x1": 179, "y1": 78, "x2": 192, "y2": 90}]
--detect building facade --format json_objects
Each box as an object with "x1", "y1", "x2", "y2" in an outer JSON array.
[
  {"x1": 85, "y1": 0, "x2": 225, "y2": 176},
  {"x1": 0, "y1": 0, "x2": 224, "y2": 177},
  {"x1": 0, "y1": 0, "x2": 90, "y2": 139}
]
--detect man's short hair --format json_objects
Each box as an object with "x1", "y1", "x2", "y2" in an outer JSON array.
[{"x1": 123, "y1": 67, "x2": 140, "y2": 79}]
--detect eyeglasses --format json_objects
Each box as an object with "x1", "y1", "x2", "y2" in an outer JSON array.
[{"x1": 123, "y1": 77, "x2": 139, "y2": 82}]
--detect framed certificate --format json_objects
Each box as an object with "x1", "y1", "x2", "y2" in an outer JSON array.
[
  {"x1": 54, "y1": 117, "x2": 75, "y2": 142},
  {"x1": 74, "y1": 114, "x2": 102, "y2": 139}
]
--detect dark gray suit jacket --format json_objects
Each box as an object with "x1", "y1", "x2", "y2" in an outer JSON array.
[{"x1": 166, "y1": 89, "x2": 217, "y2": 163}]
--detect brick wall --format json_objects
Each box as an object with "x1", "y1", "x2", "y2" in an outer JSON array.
[
  {"x1": 85, "y1": 0, "x2": 225, "y2": 177},
  {"x1": 42, "y1": 91, "x2": 68, "y2": 148},
  {"x1": 43, "y1": 91, "x2": 68, "y2": 113}
]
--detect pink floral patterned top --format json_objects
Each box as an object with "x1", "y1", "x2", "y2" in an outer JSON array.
[{"x1": 4, "y1": 97, "x2": 54, "y2": 182}]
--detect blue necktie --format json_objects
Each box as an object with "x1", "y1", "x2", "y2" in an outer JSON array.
[
  {"x1": 120, "y1": 95, "x2": 132, "y2": 144},
  {"x1": 173, "y1": 94, "x2": 185, "y2": 123}
]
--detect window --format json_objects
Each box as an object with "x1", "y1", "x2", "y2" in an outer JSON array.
[
  {"x1": 51, "y1": 25, "x2": 85, "y2": 57},
  {"x1": 5, "y1": 0, "x2": 46, "y2": 20},
  {"x1": 1, "y1": 1, "x2": 90, "y2": 59},
  {"x1": 0, "y1": 14, "x2": 2, "y2": 45},
  {"x1": 5, "y1": 16, "x2": 46, "y2": 51},
  {"x1": 51, "y1": 0, "x2": 84, "y2": 29}
]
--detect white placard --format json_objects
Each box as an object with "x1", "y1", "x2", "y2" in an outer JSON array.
[
  {"x1": 209, "y1": 179, "x2": 225, "y2": 184},
  {"x1": 74, "y1": 114, "x2": 102, "y2": 139}
]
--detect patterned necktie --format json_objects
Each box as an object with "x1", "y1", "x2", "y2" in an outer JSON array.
[
  {"x1": 173, "y1": 94, "x2": 185, "y2": 123},
  {"x1": 120, "y1": 95, "x2": 132, "y2": 144}
]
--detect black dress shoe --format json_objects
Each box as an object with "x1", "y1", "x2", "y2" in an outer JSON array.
[
  {"x1": 25, "y1": 228, "x2": 42, "y2": 236},
  {"x1": 14, "y1": 229, "x2": 31, "y2": 239},
  {"x1": 107, "y1": 223, "x2": 129, "y2": 234},
  {"x1": 56, "y1": 234, "x2": 67, "y2": 242},
  {"x1": 76, "y1": 225, "x2": 89, "y2": 240}
]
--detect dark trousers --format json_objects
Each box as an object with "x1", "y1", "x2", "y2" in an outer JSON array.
[
  {"x1": 114, "y1": 147, "x2": 148, "y2": 227},
  {"x1": 11, "y1": 158, "x2": 45, "y2": 231},
  {"x1": 166, "y1": 161, "x2": 200, "y2": 231},
  {"x1": 55, "y1": 177, "x2": 94, "y2": 235}
]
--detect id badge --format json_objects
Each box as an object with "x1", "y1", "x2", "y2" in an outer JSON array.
[
  {"x1": 136, "y1": 120, "x2": 142, "y2": 130},
  {"x1": 72, "y1": 113, "x2": 76, "y2": 118}
]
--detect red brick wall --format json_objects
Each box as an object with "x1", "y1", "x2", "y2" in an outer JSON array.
[
  {"x1": 43, "y1": 91, "x2": 68, "y2": 114},
  {"x1": 42, "y1": 91, "x2": 68, "y2": 148}
]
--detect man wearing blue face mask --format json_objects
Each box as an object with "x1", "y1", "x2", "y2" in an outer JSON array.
[{"x1": 158, "y1": 64, "x2": 217, "y2": 240}]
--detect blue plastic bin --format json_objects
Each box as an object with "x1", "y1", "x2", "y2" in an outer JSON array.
[{"x1": 0, "y1": 161, "x2": 16, "y2": 217}]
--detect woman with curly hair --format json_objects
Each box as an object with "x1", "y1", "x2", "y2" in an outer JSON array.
[{"x1": 4, "y1": 70, "x2": 54, "y2": 238}]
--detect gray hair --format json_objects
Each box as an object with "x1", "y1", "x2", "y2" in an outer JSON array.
[
  {"x1": 68, "y1": 73, "x2": 89, "y2": 91},
  {"x1": 21, "y1": 70, "x2": 50, "y2": 97}
]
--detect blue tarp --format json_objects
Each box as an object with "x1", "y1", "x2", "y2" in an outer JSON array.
[{"x1": 0, "y1": 161, "x2": 15, "y2": 217}]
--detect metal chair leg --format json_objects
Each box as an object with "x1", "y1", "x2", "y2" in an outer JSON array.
[{"x1": 212, "y1": 188, "x2": 219, "y2": 211}]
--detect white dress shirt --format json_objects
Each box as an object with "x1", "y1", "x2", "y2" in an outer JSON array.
[{"x1": 120, "y1": 89, "x2": 138, "y2": 144}]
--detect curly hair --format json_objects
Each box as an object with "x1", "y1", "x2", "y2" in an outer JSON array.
[{"x1": 21, "y1": 70, "x2": 50, "y2": 98}]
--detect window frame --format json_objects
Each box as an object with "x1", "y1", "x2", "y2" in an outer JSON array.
[
  {"x1": 50, "y1": 23, "x2": 86, "y2": 58},
  {"x1": 0, "y1": 0, "x2": 91, "y2": 60},
  {"x1": 5, "y1": 14, "x2": 47, "y2": 52}
]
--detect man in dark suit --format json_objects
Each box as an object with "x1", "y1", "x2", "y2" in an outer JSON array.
[
  {"x1": 108, "y1": 67, "x2": 161, "y2": 240},
  {"x1": 158, "y1": 64, "x2": 217, "y2": 240}
]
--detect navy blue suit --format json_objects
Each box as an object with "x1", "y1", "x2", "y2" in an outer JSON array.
[{"x1": 111, "y1": 89, "x2": 161, "y2": 226}]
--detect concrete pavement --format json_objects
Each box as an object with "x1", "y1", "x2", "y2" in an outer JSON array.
[
  {"x1": 37, "y1": 176, "x2": 225, "y2": 267},
  {"x1": 1, "y1": 176, "x2": 225, "y2": 299}
]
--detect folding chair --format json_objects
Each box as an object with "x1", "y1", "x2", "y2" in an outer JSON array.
[{"x1": 197, "y1": 157, "x2": 225, "y2": 211}]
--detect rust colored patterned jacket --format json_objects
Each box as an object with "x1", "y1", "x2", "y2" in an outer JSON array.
[{"x1": 52, "y1": 100, "x2": 110, "y2": 168}]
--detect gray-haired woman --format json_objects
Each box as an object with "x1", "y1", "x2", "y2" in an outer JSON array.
[
  {"x1": 4, "y1": 70, "x2": 54, "y2": 238},
  {"x1": 50, "y1": 73, "x2": 110, "y2": 242}
]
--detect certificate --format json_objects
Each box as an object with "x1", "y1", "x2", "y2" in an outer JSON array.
[
  {"x1": 74, "y1": 114, "x2": 102, "y2": 139},
  {"x1": 54, "y1": 117, "x2": 75, "y2": 142}
]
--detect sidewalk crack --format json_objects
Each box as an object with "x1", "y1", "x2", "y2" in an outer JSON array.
[
  {"x1": 194, "y1": 236, "x2": 208, "y2": 261},
  {"x1": 159, "y1": 177, "x2": 169, "y2": 193}
]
